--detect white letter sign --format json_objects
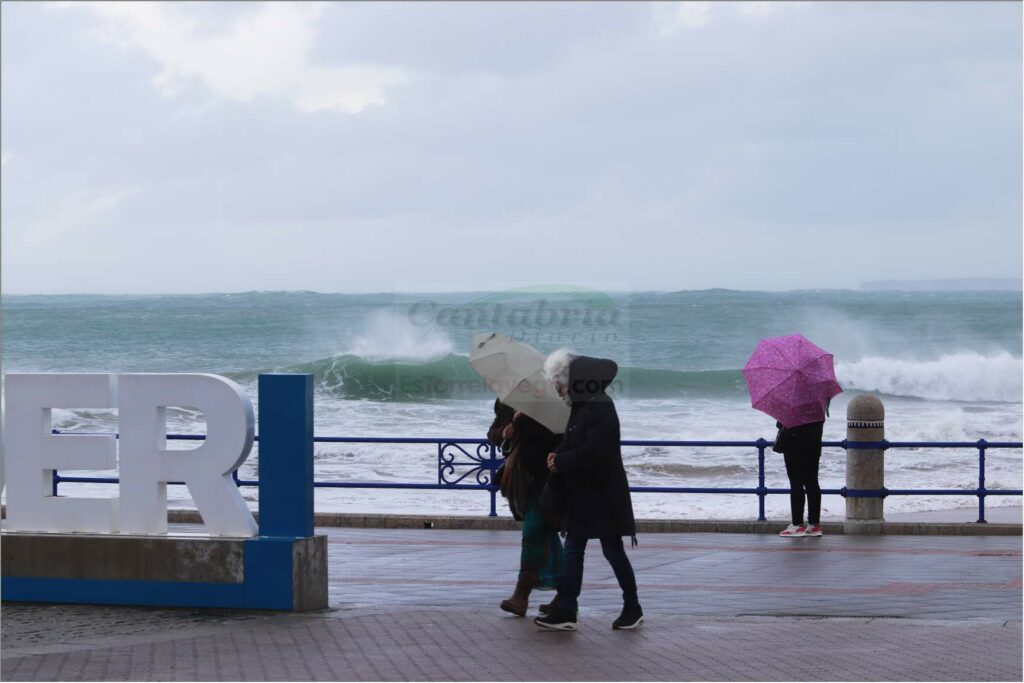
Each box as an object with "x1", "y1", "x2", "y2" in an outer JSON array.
[
  {"x1": 4, "y1": 374, "x2": 119, "y2": 533},
  {"x1": 2, "y1": 373, "x2": 257, "y2": 537}
]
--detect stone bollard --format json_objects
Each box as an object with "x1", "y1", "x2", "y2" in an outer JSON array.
[{"x1": 845, "y1": 394, "x2": 885, "y2": 535}]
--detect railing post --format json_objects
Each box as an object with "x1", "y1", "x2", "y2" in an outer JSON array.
[
  {"x1": 488, "y1": 443, "x2": 497, "y2": 517},
  {"x1": 49, "y1": 429, "x2": 60, "y2": 496},
  {"x1": 845, "y1": 394, "x2": 885, "y2": 535},
  {"x1": 977, "y1": 439, "x2": 988, "y2": 523},
  {"x1": 756, "y1": 439, "x2": 767, "y2": 522}
]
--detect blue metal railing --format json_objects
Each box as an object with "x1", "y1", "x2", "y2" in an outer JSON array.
[{"x1": 48, "y1": 432, "x2": 1022, "y2": 522}]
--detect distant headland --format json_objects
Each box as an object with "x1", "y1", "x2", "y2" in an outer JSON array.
[{"x1": 861, "y1": 278, "x2": 1021, "y2": 292}]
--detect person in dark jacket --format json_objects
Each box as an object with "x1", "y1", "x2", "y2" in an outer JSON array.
[
  {"x1": 486, "y1": 399, "x2": 564, "y2": 616},
  {"x1": 533, "y1": 350, "x2": 643, "y2": 632},
  {"x1": 773, "y1": 418, "x2": 825, "y2": 538}
]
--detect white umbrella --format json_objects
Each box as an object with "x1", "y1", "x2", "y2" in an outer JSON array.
[{"x1": 469, "y1": 333, "x2": 570, "y2": 434}]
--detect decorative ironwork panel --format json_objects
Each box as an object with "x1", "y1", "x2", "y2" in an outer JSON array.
[{"x1": 438, "y1": 442, "x2": 497, "y2": 487}]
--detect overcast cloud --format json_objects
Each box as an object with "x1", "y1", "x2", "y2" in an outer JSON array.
[{"x1": 1, "y1": 1, "x2": 1020, "y2": 294}]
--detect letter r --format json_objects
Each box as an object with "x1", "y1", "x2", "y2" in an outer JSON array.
[{"x1": 118, "y1": 374, "x2": 257, "y2": 536}]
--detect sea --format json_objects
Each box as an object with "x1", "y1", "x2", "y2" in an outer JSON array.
[{"x1": 2, "y1": 288, "x2": 1021, "y2": 520}]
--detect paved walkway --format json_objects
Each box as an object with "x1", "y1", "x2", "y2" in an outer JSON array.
[{"x1": 3, "y1": 527, "x2": 1022, "y2": 681}]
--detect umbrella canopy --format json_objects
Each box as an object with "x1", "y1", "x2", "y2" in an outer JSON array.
[
  {"x1": 469, "y1": 333, "x2": 570, "y2": 434},
  {"x1": 742, "y1": 334, "x2": 843, "y2": 428}
]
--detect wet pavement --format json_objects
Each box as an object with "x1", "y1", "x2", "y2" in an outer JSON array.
[{"x1": 2, "y1": 527, "x2": 1021, "y2": 680}]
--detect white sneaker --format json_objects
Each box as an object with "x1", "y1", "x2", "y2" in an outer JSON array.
[
  {"x1": 779, "y1": 523, "x2": 807, "y2": 538},
  {"x1": 804, "y1": 523, "x2": 823, "y2": 537}
]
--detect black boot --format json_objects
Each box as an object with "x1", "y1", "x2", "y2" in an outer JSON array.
[{"x1": 538, "y1": 592, "x2": 561, "y2": 615}]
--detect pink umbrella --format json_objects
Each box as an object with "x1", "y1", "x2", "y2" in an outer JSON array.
[{"x1": 742, "y1": 334, "x2": 843, "y2": 428}]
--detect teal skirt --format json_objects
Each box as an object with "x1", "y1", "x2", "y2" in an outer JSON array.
[{"x1": 519, "y1": 500, "x2": 564, "y2": 589}]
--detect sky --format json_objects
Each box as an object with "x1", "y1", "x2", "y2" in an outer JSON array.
[{"x1": 1, "y1": 1, "x2": 1021, "y2": 294}]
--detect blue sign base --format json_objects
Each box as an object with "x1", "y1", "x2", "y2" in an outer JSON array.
[{"x1": 1, "y1": 374, "x2": 326, "y2": 611}]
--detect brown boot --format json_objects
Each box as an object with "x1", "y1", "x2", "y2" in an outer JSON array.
[{"x1": 499, "y1": 570, "x2": 537, "y2": 617}]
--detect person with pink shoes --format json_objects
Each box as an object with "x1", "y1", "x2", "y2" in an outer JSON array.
[{"x1": 774, "y1": 419, "x2": 825, "y2": 538}]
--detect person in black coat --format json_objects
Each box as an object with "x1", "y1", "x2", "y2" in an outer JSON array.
[
  {"x1": 533, "y1": 351, "x2": 643, "y2": 632},
  {"x1": 774, "y1": 418, "x2": 825, "y2": 537}
]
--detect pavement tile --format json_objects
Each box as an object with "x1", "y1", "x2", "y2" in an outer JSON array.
[{"x1": 2, "y1": 527, "x2": 1021, "y2": 680}]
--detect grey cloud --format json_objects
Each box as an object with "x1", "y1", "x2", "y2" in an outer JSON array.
[{"x1": 1, "y1": 1, "x2": 1020, "y2": 294}]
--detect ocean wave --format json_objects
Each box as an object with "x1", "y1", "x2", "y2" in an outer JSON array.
[
  {"x1": 632, "y1": 462, "x2": 752, "y2": 478},
  {"x1": 280, "y1": 354, "x2": 484, "y2": 401},
  {"x1": 233, "y1": 349, "x2": 1022, "y2": 404},
  {"x1": 836, "y1": 352, "x2": 1022, "y2": 403},
  {"x1": 345, "y1": 309, "x2": 455, "y2": 362},
  {"x1": 257, "y1": 354, "x2": 745, "y2": 401},
  {"x1": 615, "y1": 366, "x2": 745, "y2": 397}
]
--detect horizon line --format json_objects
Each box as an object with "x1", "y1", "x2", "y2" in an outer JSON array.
[{"x1": 3, "y1": 284, "x2": 1022, "y2": 297}]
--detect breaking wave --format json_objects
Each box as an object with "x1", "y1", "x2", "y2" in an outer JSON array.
[
  {"x1": 238, "y1": 349, "x2": 1021, "y2": 404},
  {"x1": 247, "y1": 355, "x2": 748, "y2": 402},
  {"x1": 836, "y1": 352, "x2": 1022, "y2": 403}
]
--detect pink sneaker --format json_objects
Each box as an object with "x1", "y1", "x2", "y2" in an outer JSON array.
[
  {"x1": 778, "y1": 523, "x2": 807, "y2": 538},
  {"x1": 804, "y1": 524, "x2": 823, "y2": 537}
]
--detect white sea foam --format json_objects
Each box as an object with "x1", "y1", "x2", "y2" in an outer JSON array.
[
  {"x1": 345, "y1": 309, "x2": 453, "y2": 362},
  {"x1": 836, "y1": 352, "x2": 1023, "y2": 403}
]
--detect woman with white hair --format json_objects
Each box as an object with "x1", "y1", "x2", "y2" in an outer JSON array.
[{"x1": 533, "y1": 349, "x2": 643, "y2": 632}]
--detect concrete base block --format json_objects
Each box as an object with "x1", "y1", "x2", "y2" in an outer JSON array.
[
  {"x1": 292, "y1": 535, "x2": 328, "y2": 611},
  {"x1": 845, "y1": 519, "x2": 885, "y2": 535},
  {"x1": 1, "y1": 532, "x2": 327, "y2": 611}
]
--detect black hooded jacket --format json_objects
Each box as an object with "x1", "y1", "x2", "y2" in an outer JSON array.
[{"x1": 552, "y1": 355, "x2": 637, "y2": 539}]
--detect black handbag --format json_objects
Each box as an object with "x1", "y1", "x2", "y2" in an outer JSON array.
[
  {"x1": 538, "y1": 474, "x2": 567, "y2": 529},
  {"x1": 491, "y1": 438, "x2": 511, "y2": 495},
  {"x1": 772, "y1": 423, "x2": 790, "y2": 454}
]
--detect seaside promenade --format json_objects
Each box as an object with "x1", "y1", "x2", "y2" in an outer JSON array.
[{"x1": 2, "y1": 525, "x2": 1021, "y2": 681}]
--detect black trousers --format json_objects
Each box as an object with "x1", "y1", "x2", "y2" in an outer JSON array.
[
  {"x1": 783, "y1": 451, "x2": 821, "y2": 525},
  {"x1": 560, "y1": 535, "x2": 639, "y2": 613}
]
